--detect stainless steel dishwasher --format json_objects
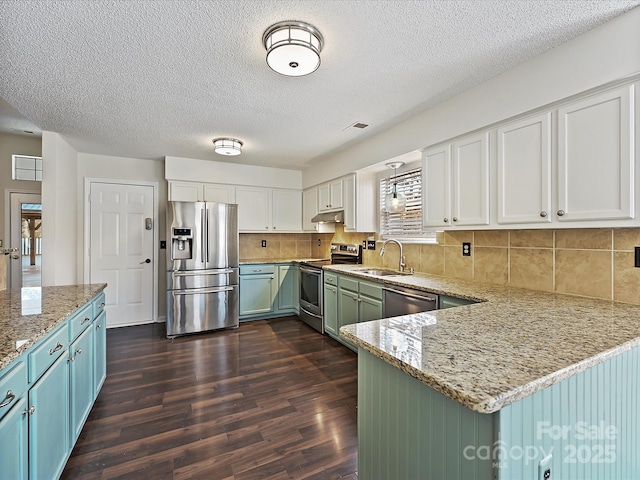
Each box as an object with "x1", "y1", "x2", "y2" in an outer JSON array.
[{"x1": 383, "y1": 284, "x2": 438, "y2": 317}]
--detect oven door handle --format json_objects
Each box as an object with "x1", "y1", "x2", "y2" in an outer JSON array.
[
  {"x1": 299, "y1": 306, "x2": 322, "y2": 319},
  {"x1": 300, "y1": 267, "x2": 322, "y2": 275}
]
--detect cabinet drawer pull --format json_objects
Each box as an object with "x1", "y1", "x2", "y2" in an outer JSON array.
[
  {"x1": 96, "y1": 324, "x2": 102, "y2": 329},
  {"x1": 49, "y1": 342, "x2": 64, "y2": 355},
  {"x1": 0, "y1": 390, "x2": 15, "y2": 408},
  {"x1": 81, "y1": 317, "x2": 91, "y2": 325},
  {"x1": 252, "y1": 269, "x2": 262, "y2": 272},
  {"x1": 539, "y1": 211, "x2": 548, "y2": 218},
  {"x1": 557, "y1": 209, "x2": 566, "y2": 217},
  {"x1": 443, "y1": 218, "x2": 448, "y2": 223},
  {"x1": 23, "y1": 405, "x2": 35, "y2": 416},
  {"x1": 100, "y1": 302, "x2": 105, "y2": 308},
  {"x1": 452, "y1": 217, "x2": 458, "y2": 222}
]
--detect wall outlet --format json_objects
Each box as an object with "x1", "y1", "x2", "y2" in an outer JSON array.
[
  {"x1": 367, "y1": 240, "x2": 376, "y2": 250},
  {"x1": 160, "y1": 240, "x2": 166, "y2": 249},
  {"x1": 317, "y1": 239, "x2": 321, "y2": 246},
  {"x1": 462, "y1": 242, "x2": 471, "y2": 256},
  {"x1": 362, "y1": 240, "x2": 367, "y2": 249},
  {"x1": 261, "y1": 240, "x2": 267, "y2": 248},
  {"x1": 538, "y1": 454, "x2": 552, "y2": 480}
]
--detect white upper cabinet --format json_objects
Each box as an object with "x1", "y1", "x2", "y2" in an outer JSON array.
[
  {"x1": 168, "y1": 181, "x2": 202, "y2": 202},
  {"x1": 451, "y1": 132, "x2": 490, "y2": 226},
  {"x1": 272, "y1": 189, "x2": 302, "y2": 232},
  {"x1": 235, "y1": 186, "x2": 272, "y2": 232},
  {"x1": 169, "y1": 181, "x2": 235, "y2": 203},
  {"x1": 302, "y1": 187, "x2": 319, "y2": 232},
  {"x1": 343, "y1": 173, "x2": 376, "y2": 232},
  {"x1": 557, "y1": 84, "x2": 635, "y2": 222},
  {"x1": 422, "y1": 144, "x2": 452, "y2": 228},
  {"x1": 318, "y1": 179, "x2": 343, "y2": 212},
  {"x1": 236, "y1": 187, "x2": 302, "y2": 232},
  {"x1": 203, "y1": 184, "x2": 235, "y2": 203},
  {"x1": 497, "y1": 112, "x2": 552, "y2": 224}
]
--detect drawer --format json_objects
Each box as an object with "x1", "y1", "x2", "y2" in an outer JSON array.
[
  {"x1": 69, "y1": 302, "x2": 94, "y2": 341},
  {"x1": 93, "y1": 291, "x2": 106, "y2": 319},
  {"x1": 29, "y1": 323, "x2": 69, "y2": 383},
  {"x1": 0, "y1": 360, "x2": 27, "y2": 421},
  {"x1": 240, "y1": 265, "x2": 275, "y2": 275},
  {"x1": 324, "y1": 273, "x2": 338, "y2": 286},
  {"x1": 338, "y1": 275, "x2": 359, "y2": 293},
  {"x1": 360, "y1": 280, "x2": 383, "y2": 300}
]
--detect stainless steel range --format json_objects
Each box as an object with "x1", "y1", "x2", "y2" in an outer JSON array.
[{"x1": 299, "y1": 243, "x2": 362, "y2": 333}]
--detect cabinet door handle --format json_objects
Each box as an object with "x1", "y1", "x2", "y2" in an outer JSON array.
[
  {"x1": 0, "y1": 390, "x2": 15, "y2": 408},
  {"x1": 539, "y1": 211, "x2": 548, "y2": 218},
  {"x1": 23, "y1": 406, "x2": 35, "y2": 416},
  {"x1": 557, "y1": 210, "x2": 566, "y2": 217},
  {"x1": 81, "y1": 317, "x2": 91, "y2": 325},
  {"x1": 49, "y1": 342, "x2": 64, "y2": 355},
  {"x1": 443, "y1": 218, "x2": 448, "y2": 223},
  {"x1": 452, "y1": 217, "x2": 458, "y2": 222},
  {"x1": 100, "y1": 302, "x2": 105, "y2": 308}
]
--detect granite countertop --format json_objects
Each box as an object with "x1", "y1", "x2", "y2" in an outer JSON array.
[
  {"x1": 0, "y1": 284, "x2": 107, "y2": 371},
  {"x1": 240, "y1": 257, "x2": 328, "y2": 265},
  {"x1": 329, "y1": 265, "x2": 640, "y2": 414}
]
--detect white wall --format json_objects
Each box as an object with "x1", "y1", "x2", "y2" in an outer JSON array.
[
  {"x1": 41, "y1": 131, "x2": 78, "y2": 286},
  {"x1": 303, "y1": 7, "x2": 640, "y2": 187},
  {"x1": 76, "y1": 153, "x2": 168, "y2": 319},
  {"x1": 165, "y1": 156, "x2": 302, "y2": 189}
]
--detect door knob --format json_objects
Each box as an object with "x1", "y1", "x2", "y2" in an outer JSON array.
[
  {"x1": 11, "y1": 254, "x2": 19, "y2": 260},
  {"x1": 140, "y1": 258, "x2": 151, "y2": 264}
]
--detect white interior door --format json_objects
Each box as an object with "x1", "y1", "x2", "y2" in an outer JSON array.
[
  {"x1": 9, "y1": 192, "x2": 42, "y2": 289},
  {"x1": 90, "y1": 182, "x2": 154, "y2": 327}
]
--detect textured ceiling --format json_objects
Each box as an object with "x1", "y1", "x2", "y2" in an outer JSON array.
[{"x1": 0, "y1": 0, "x2": 638, "y2": 170}]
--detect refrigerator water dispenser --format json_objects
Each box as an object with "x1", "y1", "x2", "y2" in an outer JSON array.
[{"x1": 171, "y1": 228, "x2": 193, "y2": 260}]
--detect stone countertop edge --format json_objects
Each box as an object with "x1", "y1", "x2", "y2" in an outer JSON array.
[
  {"x1": 239, "y1": 258, "x2": 328, "y2": 265},
  {"x1": 327, "y1": 264, "x2": 640, "y2": 414},
  {"x1": 0, "y1": 283, "x2": 108, "y2": 371}
]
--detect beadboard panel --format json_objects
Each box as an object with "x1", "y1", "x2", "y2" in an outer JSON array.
[
  {"x1": 358, "y1": 348, "x2": 495, "y2": 480},
  {"x1": 497, "y1": 347, "x2": 640, "y2": 480}
]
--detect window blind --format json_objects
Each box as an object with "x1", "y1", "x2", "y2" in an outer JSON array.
[{"x1": 379, "y1": 167, "x2": 425, "y2": 237}]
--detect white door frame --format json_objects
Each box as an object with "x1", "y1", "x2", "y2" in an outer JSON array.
[
  {"x1": 4, "y1": 188, "x2": 41, "y2": 288},
  {"x1": 83, "y1": 178, "x2": 159, "y2": 323}
]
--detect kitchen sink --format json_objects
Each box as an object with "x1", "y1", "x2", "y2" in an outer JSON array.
[{"x1": 354, "y1": 268, "x2": 412, "y2": 277}]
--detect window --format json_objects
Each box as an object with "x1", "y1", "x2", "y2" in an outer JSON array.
[
  {"x1": 12, "y1": 155, "x2": 42, "y2": 181},
  {"x1": 380, "y1": 166, "x2": 434, "y2": 240}
]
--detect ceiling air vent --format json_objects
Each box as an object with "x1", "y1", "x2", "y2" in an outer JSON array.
[{"x1": 344, "y1": 121, "x2": 370, "y2": 131}]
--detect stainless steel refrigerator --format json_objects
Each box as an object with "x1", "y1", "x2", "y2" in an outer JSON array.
[{"x1": 166, "y1": 201, "x2": 239, "y2": 338}]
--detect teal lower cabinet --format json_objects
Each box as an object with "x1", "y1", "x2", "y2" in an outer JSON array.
[
  {"x1": 323, "y1": 282, "x2": 338, "y2": 336},
  {"x1": 0, "y1": 289, "x2": 107, "y2": 480},
  {"x1": 358, "y1": 346, "x2": 640, "y2": 480},
  {"x1": 28, "y1": 351, "x2": 70, "y2": 480},
  {"x1": 439, "y1": 294, "x2": 477, "y2": 309},
  {"x1": 326, "y1": 273, "x2": 383, "y2": 350},
  {"x1": 1, "y1": 356, "x2": 31, "y2": 480},
  {"x1": 240, "y1": 263, "x2": 299, "y2": 321},
  {"x1": 69, "y1": 325, "x2": 95, "y2": 443},
  {"x1": 93, "y1": 310, "x2": 107, "y2": 396}
]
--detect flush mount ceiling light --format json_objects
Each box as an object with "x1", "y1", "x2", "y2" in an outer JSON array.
[
  {"x1": 213, "y1": 138, "x2": 243, "y2": 156},
  {"x1": 262, "y1": 20, "x2": 324, "y2": 77},
  {"x1": 385, "y1": 162, "x2": 407, "y2": 213}
]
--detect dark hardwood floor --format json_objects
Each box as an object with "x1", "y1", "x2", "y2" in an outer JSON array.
[{"x1": 62, "y1": 317, "x2": 359, "y2": 480}]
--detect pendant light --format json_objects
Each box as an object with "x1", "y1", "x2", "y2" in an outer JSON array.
[
  {"x1": 213, "y1": 138, "x2": 243, "y2": 156},
  {"x1": 262, "y1": 21, "x2": 324, "y2": 77},
  {"x1": 384, "y1": 162, "x2": 406, "y2": 213}
]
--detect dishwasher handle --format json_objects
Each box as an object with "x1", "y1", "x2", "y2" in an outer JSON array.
[{"x1": 382, "y1": 286, "x2": 437, "y2": 302}]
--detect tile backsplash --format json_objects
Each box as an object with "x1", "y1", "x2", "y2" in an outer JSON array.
[{"x1": 241, "y1": 226, "x2": 640, "y2": 305}]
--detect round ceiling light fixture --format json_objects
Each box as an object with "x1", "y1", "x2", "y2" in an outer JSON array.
[
  {"x1": 213, "y1": 138, "x2": 243, "y2": 156},
  {"x1": 262, "y1": 20, "x2": 324, "y2": 77}
]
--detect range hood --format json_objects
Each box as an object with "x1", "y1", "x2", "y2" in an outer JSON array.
[{"x1": 311, "y1": 210, "x2": 344, "y2": 223}]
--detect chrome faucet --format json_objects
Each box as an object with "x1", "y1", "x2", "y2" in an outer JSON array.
[{"x1": 379, "y1": 239, "x2": 406, "y2": 272}]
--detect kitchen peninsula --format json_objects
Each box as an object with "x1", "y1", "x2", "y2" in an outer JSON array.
[
  {"x1": 332, "y1": 266, "x2": 640, "y2": 480},
  {"x1": 0, "y1": 284, "x2": 107, "y2": 480}
]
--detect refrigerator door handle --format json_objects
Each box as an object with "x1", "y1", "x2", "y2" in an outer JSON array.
[
  {"x1": 172, "y1": 269, "x2": 234, "y2": 276},
  {"x1": 205, "y1": 206, "x2": 210, "y2": 263},
  {"x1": 173, "y1": 286, "x2": 235, "y2": 295},
  {"x1": 200, "y1": 207, "x2": 206, "y2": 264}
]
